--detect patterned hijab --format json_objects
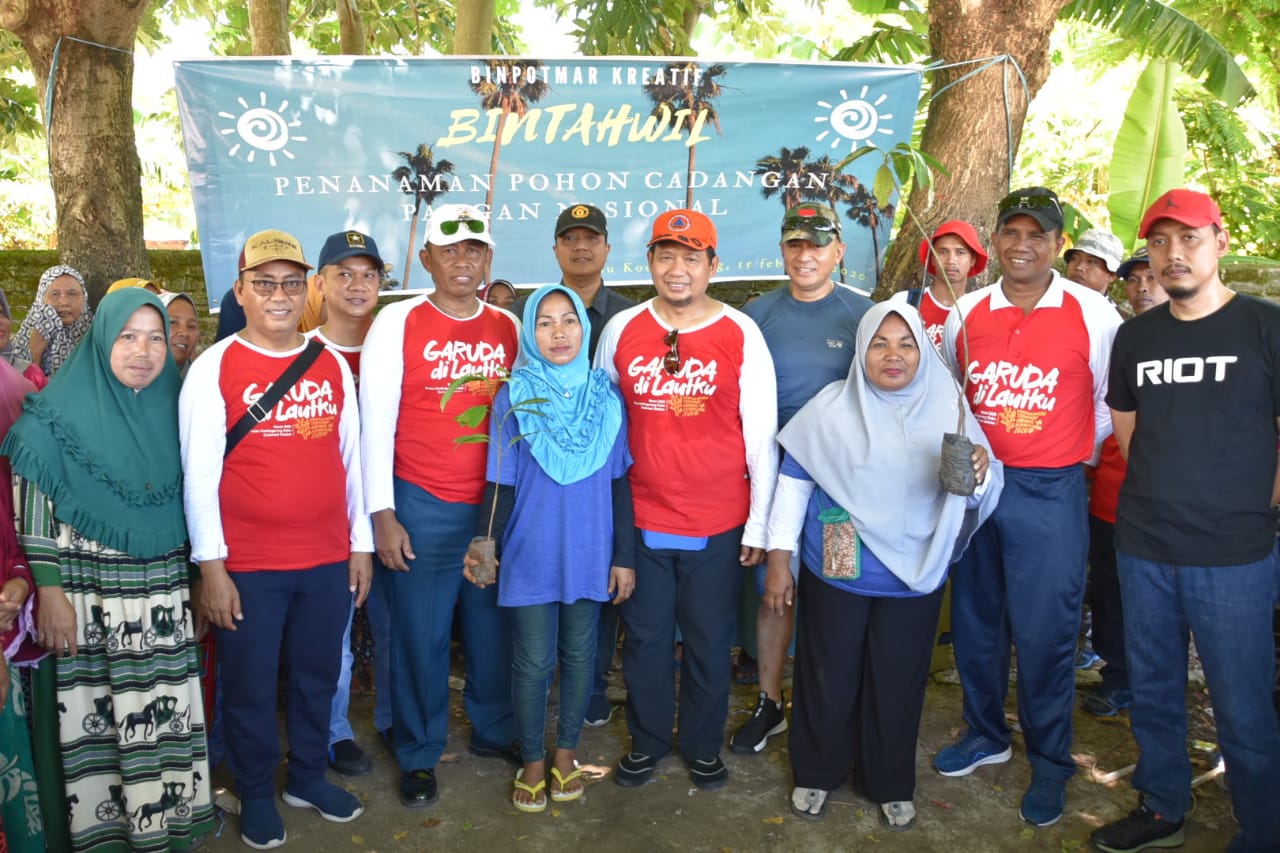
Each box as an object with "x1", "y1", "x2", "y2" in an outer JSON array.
[
  {"x1": 13, "y1": 265, "x2": 93, "y2": 376},
  {"x1": 2, "y1": 289, "x2": 185, "y2": 558},
  {"x1": 507, "y1": 284, "x2": 623, "y2": 485}
]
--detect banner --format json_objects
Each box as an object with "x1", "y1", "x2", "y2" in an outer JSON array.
[{"x1": 174, "y1": 57, "x2": 921, "y2": 311}]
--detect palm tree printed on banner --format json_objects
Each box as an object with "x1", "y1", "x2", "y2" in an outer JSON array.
[
  {"x1": 752, "y1": 145, "x2": 825, "y2": 211},
  {"x1": 391, "y1": 144, "x2": 455, "y2": 290},
  {"x1": 469, "y1": 60, "x2": 550, "y2": 214},
  {"x1": 641, "y1": 62, "x2": 726, "y2": 208},
  {"x1": 844, "y1": 183, "x2": 895, "y2": 290}
]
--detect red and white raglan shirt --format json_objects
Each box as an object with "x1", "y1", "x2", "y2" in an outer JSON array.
[
  {"x1": 942, "y1": 271, "x2": 1120, "y2": 469},
  {"x1": 179, "y1": 335, "x2": 373, "y2": 571},
  {"x1": 594, "y1": 301, "x2": 779, "y2": 548},
  {"x1": 888, "y1": 288, "x2": 953, "y2": 350},
  {"x1": 361, "y1": 297, "x2": 520, "y2": 511},
  {"x1": 306, "y1": 328, "x2": 361, "y2": 387}
]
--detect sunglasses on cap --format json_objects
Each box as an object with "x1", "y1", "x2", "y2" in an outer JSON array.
[
  {"x1": 782, "y1": 212, "x2": 839, "y2": 233},
  {"x1": 997, "y1": 194, "x2": 1062, "y2": 216},
  {"x1": 440, "y1": 218, "x2": 488, "y2": 236}
]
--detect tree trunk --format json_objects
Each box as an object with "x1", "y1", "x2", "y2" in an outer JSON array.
[
  {"x1": 249, "y1": 0, "x2": 290, "y2": 56},
  {"x1": 2, "y1": 0, "x2": 152, "y2": 303},
  {"x1": 454, "y1": 0, "x2": 494, "y2": 55},
  {"x1": 402, "y1": 205, "x2": 420, "y2": 291},
  {"x1": 873, "y1": 0, "x2": 1069, "y2": 300},
  {"x1": 337, "y1": 0, "x2": 365, "y2": 55}
]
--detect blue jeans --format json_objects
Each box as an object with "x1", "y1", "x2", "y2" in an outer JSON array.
[
  {"x1": 511, "y1": 598, "x2": 600, "y2": 762},
  {"x1": 329, "y1": 569, "x2": 392, "y2": 744},
  {"x1": 1118, "y1": 549, "x2": 1280, "y2": 851}
]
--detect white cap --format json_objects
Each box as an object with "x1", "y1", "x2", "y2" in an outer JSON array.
[{"x1": 425, "y1": 204, "x2": 495, "y2": 247}]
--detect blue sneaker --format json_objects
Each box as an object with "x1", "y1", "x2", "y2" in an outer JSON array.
[
  {"x1": 1082, "y1": 687, "x2": 1134, "y2": 717},
  {"x1": 240, "y1": 796, "x2": 286, "y2": 850},
  {"x1": 1019, "y1": 776, "x2": 1065, "y2": 827},
  {"x1": 1075, "y1": 647, "x2": 1101, "y2": 669},
  {"x1": 933, "y1": 730, "x2": 1012, "y2": 777},
  {"x1": 281, "y1": 779, "x2": 364, "y2": 822}
]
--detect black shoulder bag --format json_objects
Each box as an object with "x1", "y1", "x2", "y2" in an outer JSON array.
[{"x1": 224, "y1": 338, "x2": 326, "y2": 458}]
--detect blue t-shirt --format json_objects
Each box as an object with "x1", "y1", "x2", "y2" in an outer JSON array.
[
  {"x1": 488, "y1": 384, "x2": 632, "y2": 607},
  {"x1": 743, "y1": 283, "x2": 873, "y2": 426},
  {"x1": 781, "y1": 454, "x2": 930, "y2": 598}
]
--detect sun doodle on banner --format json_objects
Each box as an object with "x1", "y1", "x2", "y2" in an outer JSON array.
[
  {"x1": 217, "y1": 92, "x2": 308, "y2": 166},
  {"x1": 812, "y1": 85, "x2": 895, "y2": 153}
]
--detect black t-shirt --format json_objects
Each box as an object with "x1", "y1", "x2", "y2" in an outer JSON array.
[{"x1": 1107, "y1": 294, "x2": 1280, "y2": 565}]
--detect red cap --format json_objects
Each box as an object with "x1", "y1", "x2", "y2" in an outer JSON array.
[
  {"x1": 1137, "y1": 189, "x2": 1223, "y2": 239},
  {"x1": 917, "y1": 219, "x2": 988, "y2": 277},
  {"x1": 647, "y1": 209, "x2": 717, "y2": 252}
]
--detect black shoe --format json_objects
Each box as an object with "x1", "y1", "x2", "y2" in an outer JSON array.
[
  {"x1": 378, "y1": 726, "x2": 395, "y2": 753},
  {"x1": 327, "y1": 739, "x2": 372, "y2": 777},
  {"x1": 729, "y1": 692, "x2": 787, "y2": 755},
  {"x1": 398, "y1": 768, "x2": 438, "y2": 808},
  {"x1": 1090, "y1": 799, "x2": 1184, "y2": 852},
  {"x1": 689, "y1": 756, "x2": 728, "y2": 790},
  {"x1": 468, "y1": 740, "x2": 522, "y2": 766},
  {"x1": 615, "y1": 751, "x2": 659, "y2": 787}
]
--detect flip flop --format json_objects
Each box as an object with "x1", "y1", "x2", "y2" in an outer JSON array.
[
  {"x1": 790, "y1": 787, "x2": 828, "y2": 821},
  {"x1": 512, "y1": 769, "x2": 547, "y2": 814},
  {"x1": 879, "y1": 800, "x2": 916, "y2": 832},
  {"x1": 549, "y1": 766, "x2": 586, "y2": 802}
]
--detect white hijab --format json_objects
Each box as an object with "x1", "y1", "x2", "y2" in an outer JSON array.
[{"x1": 777, "y1": 301, "x2": 1003, "y2": 592}]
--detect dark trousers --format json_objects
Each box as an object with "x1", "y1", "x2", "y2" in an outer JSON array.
[
  {"x1": 1087, "y1": 514, "x2": 1128, "y2": 691},
  {"x1": 381, "y1": 477, "x2": 515, "y2": 771},
  {"x1": 590, "y1": 601, "x2": 620, "y2": 701},
  {"x1": 790, "y1": 567, "x2": 944, "y2": 801},
  {"x1": 215, "y1": 561, "x2": 350, "y2": 799},
  {"x1": 620, "y1": 526, "x2": 744, "y2": 761},
  {"x1": 950, "y1": 465, "x2": 1087, "y2": 783}
]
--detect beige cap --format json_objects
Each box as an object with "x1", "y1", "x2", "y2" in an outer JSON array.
[{"x1": 239, "y1": 229, "x2": 312, "y2": 272}]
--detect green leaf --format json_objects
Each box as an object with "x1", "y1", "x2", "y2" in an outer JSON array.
[
  {"x1": 453, "y1": 434, "x2": 490, "y2": 445},
  {"x1": 1106, "y1": 59, "x2": 1186, "y2": 250},
  {"x1": 872, "y1": 164, "x2": 897, "y2": 208},
  {"x1": 456, "y1": 404, "x2": 491, "y2": 429},
  {"x1": 1060, "y1": 0, "x2": 1256, "y2": 105}
]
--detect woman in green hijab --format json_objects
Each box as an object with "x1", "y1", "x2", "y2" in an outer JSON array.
[{"x1": 2, "y1": 288, "x2": 214, "y2": 852}]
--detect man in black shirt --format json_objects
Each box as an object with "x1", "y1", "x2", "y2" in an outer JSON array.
[{"x1": 1094, "y1": 188, "x2": 1280, "y2": 853}]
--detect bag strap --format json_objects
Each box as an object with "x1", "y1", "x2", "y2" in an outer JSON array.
[
  {"x1": 906, "y1": 288, "x2": 924, "y2": 308},
  {"x1": 224, "y1": 338, "x2": 326, "y2": 458}
]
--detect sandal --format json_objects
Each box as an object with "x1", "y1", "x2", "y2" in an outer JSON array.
[
  {"x1": 790, "y1": 787, "x2": 828, "y2": 821},
  {"x1": 549, "y1": 765, "x2": 586, "y2": 802},
  {"x1": 879, "y1": 800, "x2": 916, "y2": 831},
  {"x1": 732, "y1": 649, "x2": 759, "y2": 685},
  {"x1": 512, "y1": 769, "x2": 547, "y2": 814}
]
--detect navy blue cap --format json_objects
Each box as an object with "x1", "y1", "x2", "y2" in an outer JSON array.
[{"x1": 318, "y1": 230, "x2": 385, "y2": 271}]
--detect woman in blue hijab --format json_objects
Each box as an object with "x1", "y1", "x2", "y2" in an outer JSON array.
[{"x1": 464, "y1": 284, "x2": 633, "y2": 814}]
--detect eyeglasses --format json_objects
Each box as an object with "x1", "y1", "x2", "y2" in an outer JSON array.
[
  {"x1": 782, "y1": 213, "x2": 839, "y2": 234},
  {"x1": 439, "y1": 218, "x2": 487, "y2": 236},
  {"x1": 248, "y1": 278, "x2": 307, "y2": 296},
  {"x1": 663, "y1": 329, "x2": 681, "y2": 376},
  {"x1": 998, "y1": 194, "x2": 1062, "y2": 216}
]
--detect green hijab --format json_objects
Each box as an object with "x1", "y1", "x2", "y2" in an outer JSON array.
[{"x1": 1, "y1": 288, "x2": 186, "y2": 558}]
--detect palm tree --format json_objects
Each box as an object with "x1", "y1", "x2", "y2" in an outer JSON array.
[
  {"x1": 753, "y1": 146, "x2": 819, "y2": 211},
  {"x1": 642, "y1": 62, "x2": 726, "y2": 208},
  {"x1": 391, "y1": 144, "x2": 455, "y2": 290},
  {"x1": 811, "y1": 158, "x2": 863, "y2": 283},
  {"x1": 844, "y1": 183, "x2": 895, "y2": 292},
  {"x1": 469, "y1": 60, "x2": 550, "y2": 213}
]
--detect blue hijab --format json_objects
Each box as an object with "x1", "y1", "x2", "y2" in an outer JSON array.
[{"x1": 507, "y1": 285, "x2": 622, "y2": 485}]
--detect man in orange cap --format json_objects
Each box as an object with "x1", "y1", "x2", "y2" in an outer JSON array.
[
  {"x1": 595, "y1": 209, "x2": 778, "y2": 791},
  {"x1": 891, "y1": 220, "x2": 988, "y2": 351}
]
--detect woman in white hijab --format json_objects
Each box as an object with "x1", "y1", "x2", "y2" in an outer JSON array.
[{"x1": 766, "y1": 301, "x2": 1003, "y2": 830}]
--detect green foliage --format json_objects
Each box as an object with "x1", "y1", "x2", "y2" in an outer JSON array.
[
  {"x1": 830, "y1": 22, "x2": 927, "y2": 65},
  {"x1": 1179, "y1": 89, "x2": 1280, "y2": 259},
  {"x1": 538, "y1": 0, "x2": 694, "y2": 56},
  {"x1": 1107, "y1": 59, "x2": 1186, "y2": 249},
  {"x1": 1060, "y1": 0, "x2": 1256, "y2": 105}
]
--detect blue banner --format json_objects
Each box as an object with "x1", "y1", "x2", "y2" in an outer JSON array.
[{"x1": 174, "y1": 57, "x2": 921, "y2": 310}]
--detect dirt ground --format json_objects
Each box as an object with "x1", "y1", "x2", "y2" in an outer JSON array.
[{"x1": 200, "y1": 658, "x2": 1236, "y2": 853}]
